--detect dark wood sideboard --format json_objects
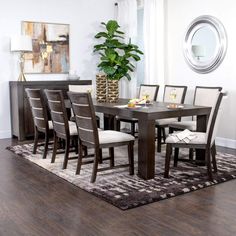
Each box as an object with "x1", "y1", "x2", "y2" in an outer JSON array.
[{"x1": 9, "y1": 80, "x2": 92, "y2": 141}]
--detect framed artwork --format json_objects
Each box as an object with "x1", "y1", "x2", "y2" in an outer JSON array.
[{"x1": 22, "y1": 21, "x2": 70, "y2": 74}]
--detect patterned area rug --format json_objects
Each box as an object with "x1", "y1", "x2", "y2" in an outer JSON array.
[{"x1": 7, "y1": 143, "x2": 236, "y2": 210}]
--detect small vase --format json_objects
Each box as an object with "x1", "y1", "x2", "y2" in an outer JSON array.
[
  {"x1": 107, "y1": 79, "x2": 119, "y2": 103},
  {"x1": 96, "y1": 74, "x2": 107, "y2": 102}
]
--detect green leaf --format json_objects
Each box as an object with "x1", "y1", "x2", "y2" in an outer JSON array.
[
  {"x1": 125, "y1": 73, "x2": 131, "y2": 81},
  {"x1": 103, "y1": 66, "x2": 116, "y2": 75},
  {"x1": 95, "y1": 32, "x2": 108, "y2": 39},
  {"x1": 106, "y1": 20, "x2": 120, "y2": 35}
]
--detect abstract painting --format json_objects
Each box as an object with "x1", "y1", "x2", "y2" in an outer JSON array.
[{"x1": 22, "y1": 21, "x2": 69, "y2": 73}]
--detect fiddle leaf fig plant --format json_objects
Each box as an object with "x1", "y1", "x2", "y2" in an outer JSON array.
[{"x1": 94, "y1": 20, "x2": 143, "y2": 81}]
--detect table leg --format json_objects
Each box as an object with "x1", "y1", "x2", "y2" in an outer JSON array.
[
  {"x1": 103, "y1": 114, "x2": 115, "y2": 130},
  {"x1": 138, "y1": 119, "x2": 155, "y2": 179},
  {"x1": 196, "y1": 114, "x2": 208, "y2": 163}
]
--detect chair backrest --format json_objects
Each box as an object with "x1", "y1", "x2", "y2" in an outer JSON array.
[
  {"x1": 139, "y1": 84, "x2": 159, "y2": 101},
  {"x1": 67, "y1": 92, "x2": 99, "y2": 147},
  {"x1": 44, "y1": 90, "x2": 69, "y2": 138},
  {"x1": 25, "y1": 88, "x2": 49, "y2": 132},
  {"x1": 206, "y1": 92, "x2": 223, "y2": 146},
  {"x1": 68, "y1": 85, "x2": 94, "y2": 97},
  {"x1": 163, "y1": 85, "x2": 187, "y2": 104},
  {"x1": 194, "y1": 86, "x2": 222, "y2": 106},
  {"x1": 192, "y1": 86, "x2": 222, "y2": 121}
]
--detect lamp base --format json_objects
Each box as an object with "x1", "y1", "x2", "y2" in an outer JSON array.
[{"x1": 18, "y1": 72, "x2": 26, "y2": 82}]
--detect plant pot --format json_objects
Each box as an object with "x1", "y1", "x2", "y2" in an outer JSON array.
[
  {"x1": 96, "y1": 74, "x2": 107, "y2": 102},
  {"x1": 107, "y1": 79, "x2": 119, "y2": 103}
]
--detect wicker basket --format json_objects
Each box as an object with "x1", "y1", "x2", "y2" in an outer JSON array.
[
  {"x1": 107, "y1": 79, "x2": 119, "y2": 103},
  {"x1": 96, "y1": 74, "x2": 107, "y2": 102}
]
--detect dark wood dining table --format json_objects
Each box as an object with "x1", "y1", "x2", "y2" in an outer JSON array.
[
  {"x1": 92, "y1": 99, "x2": 211, "y2": 180},
  {"x1": 66, "y1": 98, "x2": 211, "y2": 180}
]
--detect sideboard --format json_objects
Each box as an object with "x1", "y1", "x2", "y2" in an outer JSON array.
[{"x1": 9, "y1": 80, "x2": 92, "y2": 141}]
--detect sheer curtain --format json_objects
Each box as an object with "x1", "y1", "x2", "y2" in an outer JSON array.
[
  {"x1": 143, "y1": 0, "x2": 165, "y2": 96},
  {"x1": 117, "y1": 0, "x2": 138, "y2": 98}
]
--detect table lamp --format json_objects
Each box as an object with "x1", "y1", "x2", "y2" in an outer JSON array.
[
  {"x1": 192, "y1": 45, "x2": 205, "y2": 61},
  {"x1": 11, "y1": 35, "x2": 32, "y2": 81}
]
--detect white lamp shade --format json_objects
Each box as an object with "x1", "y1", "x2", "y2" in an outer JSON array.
[
  {"x1": 11, "y1": 35, "x2": 32, "y2": 52},
  {"x1": 192, "y1": 45, "x2": 205, "y2": 57}
]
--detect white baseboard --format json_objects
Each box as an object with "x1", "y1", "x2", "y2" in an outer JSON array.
[
  {"x1": 216, "y1": 137, "x2": 236, "y2": 149},
  {"x1": 0, "y1": 130, "x2": 11, "y2": 139}
]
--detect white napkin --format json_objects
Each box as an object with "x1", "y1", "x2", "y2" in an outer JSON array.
[
  {"x1": 113, "y1": 105, "x2": 128, "y2": 108},
  {"x1": 170, "y1": 129, "x2": 197, "y2": 143}
]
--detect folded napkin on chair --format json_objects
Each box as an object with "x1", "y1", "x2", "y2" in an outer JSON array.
[{"x1": 169, "y1": 129, "x2": 197, "y2": 143}]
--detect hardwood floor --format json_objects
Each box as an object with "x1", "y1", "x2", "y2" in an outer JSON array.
[{"x1": 1, "y1": 138, "x2": 236, "y2": 236}]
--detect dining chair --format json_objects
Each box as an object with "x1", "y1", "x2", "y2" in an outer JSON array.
[
  {"x1": 44, "y1": 89, "x2": 78, "y2": 169},
  {"x1": 68, "y1": 84, "x2": 100, "y2": 128},
  {"x1": 68, "y1": 91, "x2": 135, "y2": 183},
  {"x1": 25, "y1": 88, "x2": 53, "y2": 159},
  {"x1": 156, "y1": 85, "x2": 187, "y2": 152},
  {"x1": 164, "y1": 91, "x2": 223, "y2": 181},
  {"x1": 116, "y1": 84, "x2": 160, "y2": 136},
  {"x1": 168, "y1": 86, "x2": 222, "y2": 159}
]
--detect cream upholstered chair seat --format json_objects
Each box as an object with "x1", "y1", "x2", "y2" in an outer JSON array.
[
  {"x1": 155, "y1": 118, "x2": 178, "y2": 126},
  {"x1": 48, "y1": 120, "x2": 53, "y2": 129},
  {"x1": 68, "y1": 121, "x2": 78, "y2": 135},
  {"x1": 98, "y1": 130, "x2": 135, "y2": 144},
  {"x1": 168, "y1": 120, "x2": 196, "y2": 131},
  {"x1": 166, "y1": 131, "x2": 206, "y2": 144}
]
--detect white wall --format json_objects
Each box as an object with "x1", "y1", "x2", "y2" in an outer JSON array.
[
  {"x1": 0, "y1": 0, "x2": 115, "y2": 139},
  {"x1": 166, "y1": 0, "x2": 236, "y2": 148}
]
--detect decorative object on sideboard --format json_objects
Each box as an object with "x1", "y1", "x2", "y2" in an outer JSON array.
[
  {"x1": 11, "y1": 35, "x2": 32, "y2": 81},
  {"x1": 94, "y1": 20, "x2": 143, "y2": 103},
  {"x1": 22, "y1": 21, "x2": 70, "y2": 74},
  {"x1": 67, "y1": 70, "x2": 79, "y2": 80},
  {"x1": 96, "y1": 74, "x2": 107, "y2": 102}
]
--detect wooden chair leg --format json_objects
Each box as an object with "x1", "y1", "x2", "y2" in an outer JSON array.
[
  {"x1": 99, "y1": 149, "x2": 103, "y2": 164},
  {"x1": 128, "y1": 142, "x2": 134, "y2": 175},
  {"x1": 51, "y1": 134, "x2": 58, "y2": 163},
  {"x1": 33, "y1": 128, "x2": 39, "y2": 154},
  {"x1": 205, "y1": 148, "x2": 213, "y2": 181},
  {"x1": 74, "y1": 138, "x2": 78, "y2": 154},
  {"x1": 42, "y1": 133, "x2": 49, "y2": 159},
  {"x1": 157, "y1": 127, "x2": 162, "y2": 152},
  {"x1": 62, "y1": 140, "x2": 70, "y2": 169},
  {"x1": 162, "y1": 127, "x2": 166, "y2": 143},
  {"x1": 116, "y1": 120, "x2": 121, "y2": 131},
  {"x1": 169, "y1": 127, "x2": 174, "y2": 134},
  {"x1": 109, "y1": 147, "x2": 114, "y2": 167},
  {"x1": 211, "y1": 143, "x2": 217, "y2": 173},
  {"x1": 91, "y1": 148, "x2": 100, "y2": 183},
  {"x1": 131, "y1": 122, "x2": 135, "y2": 136},
  {"x1": 76, "y1": 144, "x2": 83, "y2": 175},
  {"x1": 189, "y1": 149, "x2": 194, "y2": 160},
  {"x1": 164, "y1": 144, "x2": 172, "y2": 178},
  {"x1": 83, "y1": 146, "x2": 88, "y2": 156},
  {"x1": 174, "y1": 147, "x2": 179, "y2": 167}
]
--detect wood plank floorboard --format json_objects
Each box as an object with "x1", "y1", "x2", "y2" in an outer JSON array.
[{"x1": 0, "y1": 138, "x2": 236, "y2": 236}]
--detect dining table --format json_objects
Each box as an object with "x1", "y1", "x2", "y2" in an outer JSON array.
[{"x1": 66, "y1": 98, "x2": 211, "y2": 180}]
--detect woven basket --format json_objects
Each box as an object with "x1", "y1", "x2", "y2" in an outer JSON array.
[
  {"x1": 107, "y1": 79, "x2": 119, "y2": 103},
  {"x1": 96, "y1": 74, "x2": 107, "y2": 102}
]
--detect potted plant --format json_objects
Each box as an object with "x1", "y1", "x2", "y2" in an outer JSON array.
[{"x1": 94, "y1": 20, "x2": 143, "y2": 102}]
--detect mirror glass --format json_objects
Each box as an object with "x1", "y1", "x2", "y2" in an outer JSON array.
[{"x1": 183, "y1": 15, "x2": 227, "y2": 73}]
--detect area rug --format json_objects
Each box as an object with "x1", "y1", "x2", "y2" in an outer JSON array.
[{"x1": 7, "y1": 143, "x2": 236, "y2": 210}]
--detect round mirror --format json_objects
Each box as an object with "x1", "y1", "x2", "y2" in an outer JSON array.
[{"x1": 183, "y1": 15, "x2": 227, "y2": 73}]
